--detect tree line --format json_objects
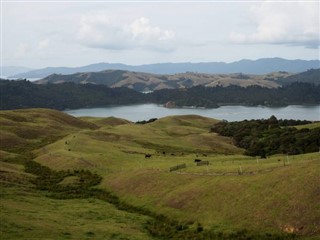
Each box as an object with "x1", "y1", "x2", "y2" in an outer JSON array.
[
  {"x1": 1, "y1": 79, "x2": 319, "y2": 110},
  {"x1": 211, "y1": 116, "x2": 320, "y2": 157}
]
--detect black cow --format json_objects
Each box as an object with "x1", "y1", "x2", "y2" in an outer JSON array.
[
  {"x1": 194, "y1": 159, "x2": 202, "y2": 163},
  {"x1": 145, "y1": 154, "x2": 152, "y2": 158}
]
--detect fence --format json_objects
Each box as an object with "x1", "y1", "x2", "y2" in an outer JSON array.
[{"x1": 169, "y1": 163, "x2": 186, "y2": 172}]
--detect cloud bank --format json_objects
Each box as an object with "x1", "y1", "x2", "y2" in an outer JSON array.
[
  {"x1": 230, "y1": 2, "x2": 319, "y2": 49},
  {"x1": 77, "y1": 14, "x2": 176, "y2": 52}
]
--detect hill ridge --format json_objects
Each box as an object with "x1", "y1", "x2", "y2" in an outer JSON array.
[
  {"x1": 34, "y1": 68, "x2": 320, "y2": 92},
  {"x1": 36, "y1": 69, "x2": 286, "y2": 92}
]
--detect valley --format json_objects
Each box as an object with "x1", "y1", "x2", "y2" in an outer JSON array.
[
  {"x1": 1, "y1": 109, "x2": 319, "y2": 239},
  {"x1": 3, "y1": 1, "x2": 319, "y2": 239}
]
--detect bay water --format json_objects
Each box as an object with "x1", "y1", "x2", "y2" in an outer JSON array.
[{"x1": 64, "y1": 104, "x2": 320, "y2": 122}]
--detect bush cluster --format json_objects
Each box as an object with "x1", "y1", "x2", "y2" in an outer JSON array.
[
  {"x1": 135, "y1": 118, "x2": 158, "y2": 124},
  {"x1": 211, "y1": 116, "x2": 319, "y2": 157}
]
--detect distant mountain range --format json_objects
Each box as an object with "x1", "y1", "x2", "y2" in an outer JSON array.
[
  {"x1": 35, "y1": 69, "x2": 319, "y2": 92},
  {"x1": 9, "y1": 58, "x2": 320, "y2": 78},
  {"x1": 1, "y1": 66, "x2": 34, "y2": 77}
]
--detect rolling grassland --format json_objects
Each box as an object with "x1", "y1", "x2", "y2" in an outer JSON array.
[{"x1": 0, "y1": 109, "x2": 319, "y2": 239}]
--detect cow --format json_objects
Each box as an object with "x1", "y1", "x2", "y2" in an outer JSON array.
[
  {"x1": 197, "y1": 160, "x2": 209, "y2": 166},
  {"x1": 194, "y1": 159, "x2": 202, "y2": 163},
  {"x1": 145, "y1": 154, "x2": 152, "y2": 158}
]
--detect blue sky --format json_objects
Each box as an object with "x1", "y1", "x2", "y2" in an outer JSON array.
[{"x1": 1, "y1": 1, "x2": 319, "y2": 68}]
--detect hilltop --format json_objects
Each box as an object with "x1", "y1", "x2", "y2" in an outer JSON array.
[
  {"x1": 0, "y1": 108, "x2": 97, "y2": 154},
  {"x1": 1, "y1": 109, "x2": 319, "y2": 239},
  {"x1": 277, "y1": 69, "x2": 320, "y2": 86}
]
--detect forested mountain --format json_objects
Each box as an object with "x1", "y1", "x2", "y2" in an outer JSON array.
[
  {"x1": 276, "y1": 69, "x2": 320, "y2": 85},
  {"x1": 150, "y1": 83, "x2": 320, "y2": 107},
  {"x1": 1, "y1": 79, "x2": 319, "y2": 110},
  {"x1": 10, "y1": 58, "x2": 320, "y2": 78},
  {"x1": 0, "y1": 80, "x2": 145, "y2": 110}
]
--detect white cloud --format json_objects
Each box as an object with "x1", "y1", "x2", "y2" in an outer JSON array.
[
  {"x1": 230, "y1": 2, "x2": 320, "y2": 49},
  {"x1": 77, "y1": 14, "x2": 176, "y2": 52},
  {"x1": 37, "y1": 39, "x2": 50, "y2": 50},
  {"x1": 14, "y1": 43, "x2": 29, "y2": 58}
]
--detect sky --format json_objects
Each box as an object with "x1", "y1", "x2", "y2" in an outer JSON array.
[{"x1": 1, "y1": 0, "x2": 319, "y2": 68}]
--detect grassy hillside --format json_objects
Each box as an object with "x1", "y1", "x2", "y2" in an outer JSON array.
[
  {"x1": 35, "y1": 69, "x2": 320, "y2": 92},
  {"x1": 79, "y1": 116, "x2": 132, "y2": 127},
  {"x1": 0, "y1": 162, "x2": 152, "y2": 240},
  {"x1": 36, "y1": 70, "x2": 286, "y2": 91},
  {"x1": 294, "y1": 122, "x2": 320, "y2": 130},
  {"x1": 0, "y1": 108, "x2": 97, "y2": 154},
  {"x1": 105, "y1": 153, "x2": 319, "y2": 235},
  {"x1": 0, "y1": 109, "x2": 319, "y2": 239}
]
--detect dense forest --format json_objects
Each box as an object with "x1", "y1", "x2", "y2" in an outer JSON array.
[
  {"x1": 151, "y1": 82, "x2": 320, "y2": 107},
  {"x1": 1, "y1": 79, "x2": 320, "y2": 110},
  {"x1": 211, "y1": 116, "x2": 320, "y2": 157},
  {"x1": 0, "y1": 80, "x2": 145, "y2": 110},
  {"x1": 276, "y1": 69, "x2": 320, "y2": 86}
]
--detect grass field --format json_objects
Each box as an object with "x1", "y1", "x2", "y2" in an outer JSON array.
[
  {"x1": 1, "y1": 177, "x2": 152, "y2": 240},
  {"x1": 0, "y1": 108, "x2": 319, "y2": 239}
]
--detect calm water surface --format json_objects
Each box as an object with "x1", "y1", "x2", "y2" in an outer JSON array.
[{"x1": 64, "y1": 104, "x2": 320, "y2": 122}]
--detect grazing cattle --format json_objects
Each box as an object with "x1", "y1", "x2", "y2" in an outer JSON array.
[
  {"x1": 145, "y1": 154, "x2": 152, "y2": 158},
  {"x1": 163, "y1": 151, "x2": 166, "y2": 155},
  {"x1": 197, "y1": 160, "x2": 209, "y2": 166},
  {"x1": 194, "y1": 159, "x2": 202, "y2": 163}
]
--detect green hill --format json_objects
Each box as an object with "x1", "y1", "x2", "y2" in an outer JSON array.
[
  {"x1": 1, "y1": 109, "x2": 319, "y2": 239},
  {"x1": 0, "y1": 108, "x2": 97, "y2": 154}
]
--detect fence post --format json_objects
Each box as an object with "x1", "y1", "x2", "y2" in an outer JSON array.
[{"x1": 239, "y1": 165, "x2": 243, "y2": 175}]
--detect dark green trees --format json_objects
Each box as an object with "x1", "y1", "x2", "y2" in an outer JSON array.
[{"x1": 211, "y1": 116, "x2": 319, "y2": 157}]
